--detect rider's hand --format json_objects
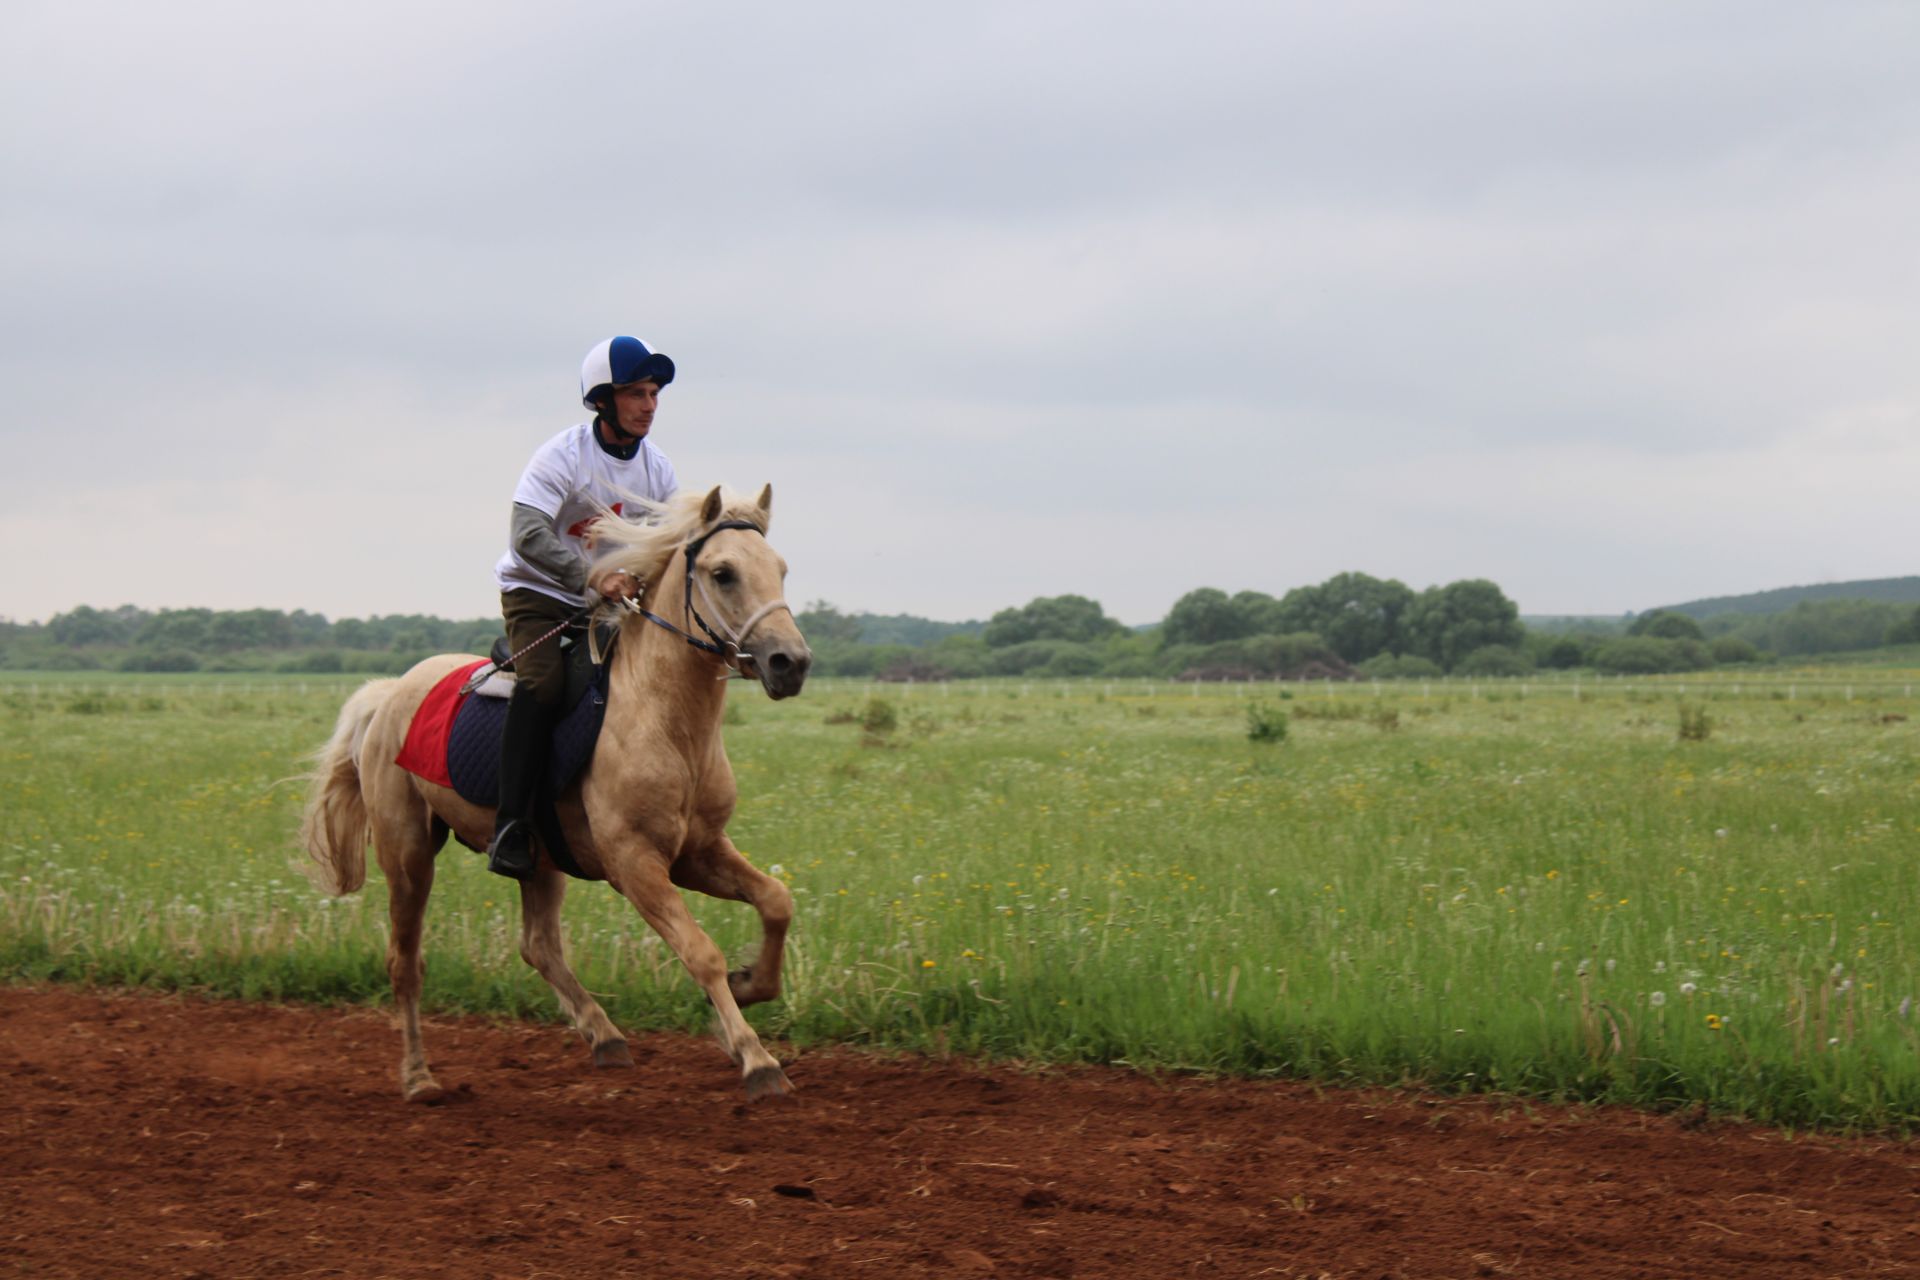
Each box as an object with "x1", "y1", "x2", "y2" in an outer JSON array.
[{"x1": 590, "y1": 568, "x2": 639, "y2": 600}]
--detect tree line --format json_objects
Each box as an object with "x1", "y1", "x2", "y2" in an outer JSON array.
[
  {"x1": 0, "y1": 606, "x2": 499, "y2": 674},
  {"x1": 7, "y1": 582, "x2": 1918, "y2": 678},
  {"x1": 799, "y1": 577, "x2": 1920, "y2": 681}
]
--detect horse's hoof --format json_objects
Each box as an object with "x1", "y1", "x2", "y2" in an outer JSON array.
[
  {"x1": 405, "y1": 1079, "x2": 448, "y2": 1105},
  {"x1": 593, "y1": 1038, "x2": 634, "y2": 1068},
  {"x1": 744, "y1": 1063, "x2": 794, "y2": 1100}
]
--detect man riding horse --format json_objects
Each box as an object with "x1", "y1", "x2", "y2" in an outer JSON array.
[{"x1": 487, "y1": 335, "x2": 680, "y2": 880}]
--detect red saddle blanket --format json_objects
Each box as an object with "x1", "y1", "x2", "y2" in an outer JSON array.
[{"x1": 394, "y1": 660, "x2": 489, "y2": 788}]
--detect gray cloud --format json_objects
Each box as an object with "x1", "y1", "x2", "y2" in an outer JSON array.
[{"x1": 3, "y1": 0, "x2": 1916, "y2": 624}]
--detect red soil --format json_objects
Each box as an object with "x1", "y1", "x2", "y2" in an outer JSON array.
[{"x1": 2, "y1": 985, "x2": 1916, "y2": 1279}]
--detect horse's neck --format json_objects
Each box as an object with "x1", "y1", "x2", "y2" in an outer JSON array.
[{"x1": 609, "y1": 571, "x2": 729, "y2": 749}]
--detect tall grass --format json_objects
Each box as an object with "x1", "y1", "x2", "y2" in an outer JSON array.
[{"x1": 2, "y1": 672, "x2": 1918, "y2": 1130}]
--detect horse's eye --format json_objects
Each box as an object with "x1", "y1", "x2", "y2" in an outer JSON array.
[{"x1": 713, "y1": 567, "x2": 736, "y2": 587}]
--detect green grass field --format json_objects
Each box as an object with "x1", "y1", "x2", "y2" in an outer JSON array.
[{"x1": 3, "y1": 669, "x2": 1917, "y2": 1130}]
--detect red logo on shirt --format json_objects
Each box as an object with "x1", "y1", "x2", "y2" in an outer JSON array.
[{"x1": 567, "y1": 502, "x2": 623, "y2": 539}]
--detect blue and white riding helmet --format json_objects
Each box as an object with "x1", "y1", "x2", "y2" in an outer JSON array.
[{"x1": 580, "y1": 335, "x2": 676, "y2": 410}]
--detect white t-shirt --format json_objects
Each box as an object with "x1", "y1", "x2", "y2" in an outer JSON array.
[{"x1": 493, "y1": 423, "x2": 679, "y2": 604}]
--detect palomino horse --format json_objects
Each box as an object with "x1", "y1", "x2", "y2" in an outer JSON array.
[{"x1": 300, "y1": 484, "x2": 811, "y2": 1102}]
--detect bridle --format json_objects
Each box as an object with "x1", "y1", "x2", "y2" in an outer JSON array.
[{"x1": 624, "y1": 519, "x2": 792, "y2": 679}]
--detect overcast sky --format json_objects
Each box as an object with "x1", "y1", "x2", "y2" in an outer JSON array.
[{"x1": 3, "y1": 1, "x2": 1915, "y2": 626}]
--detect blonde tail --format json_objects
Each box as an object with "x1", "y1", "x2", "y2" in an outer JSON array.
[{"x1": 299, "y1": 678, "x2": 398, "y2": 896}]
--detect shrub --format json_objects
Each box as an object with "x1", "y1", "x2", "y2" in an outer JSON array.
[
  {"x1": 923, "y1": 636, "x2": 988, "y2": 679},
  {"x1": 985, "y1": 641, "x2": 1064, "y2": 676},
  {"x1": 119, "y1": 648, "x2": 201, "y2": 673},
  {"x1": 1628, "y1": 610, "x2": 1706, "y2": 641},
  {"x1": 1454, "y1": 644, "x2": 1533, "y2": 677},
  {"x1": 16, "y1": 648, "x2": 103, "y2": 671},
  {"x1": 877, "y1": 656, "x2": 954, "y2": 682},
  {"x1": 1357, "y1": 653, "x2": 1443, "y2": 680},
  {"x1": 860, "y1": 697, "x2": 899, "y2": 736},
  {"x1": 1591, "y1": 636, "x2": 1711, "y2": 675},
  {"x1": 1245, "y1": 701, "x2": 1289, "y2": 743},
  {"x1": 1540, "y1": 637, "x2": 1589, "y2": 670},
  {"x1": 1240, "y1": 632, "x2": 1346, "y2": 678},
  {"x1": 1040, "y1": 645, "x2": 1103, "y2": 678},
  {"x1": 811, "y1": 641, "x2": 914, "y2": 678},
  {"x1": 1173, "y1": 632, "x2": 1350, "y2": 681},
  {"x1": 1708, "y1": 636, "x2": 1761, "y2": 665}
]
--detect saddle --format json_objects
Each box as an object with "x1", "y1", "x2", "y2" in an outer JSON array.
[
  {"x1": 436, "y1": 624, "x2": 621, "y2": 880},
  {"x1": 481, "y1": 624, "x2": 616, "y2": 708}
]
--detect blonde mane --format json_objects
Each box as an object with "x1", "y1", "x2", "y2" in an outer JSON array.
[{"x1": 586, "y1": 486, "x2": 768, "y2": 592}]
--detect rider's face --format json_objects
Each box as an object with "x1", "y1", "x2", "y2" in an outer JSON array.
[{"x1": 608, "y1": 380, "x2": 661, "y2": 439}]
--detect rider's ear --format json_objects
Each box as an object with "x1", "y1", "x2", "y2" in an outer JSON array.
[
  {"x1": 755, "y1": 483, "x2": 772, "y2": 530},
  {"x1": 701, "y1": 485, "x2": 724, "y2": 524}
]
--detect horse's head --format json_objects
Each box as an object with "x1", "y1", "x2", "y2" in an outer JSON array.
[{"x1": 684, "y1": 484, "x2": 812, "y2": 700}]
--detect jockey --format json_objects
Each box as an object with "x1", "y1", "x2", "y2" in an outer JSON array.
[{"x1": 485, "y1": 336, "x2": 680, "y2": 880}]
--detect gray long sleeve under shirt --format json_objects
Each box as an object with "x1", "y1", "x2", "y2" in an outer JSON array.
[{"x1": 511, "y1": 502, "x2": 589, "y2": 594}]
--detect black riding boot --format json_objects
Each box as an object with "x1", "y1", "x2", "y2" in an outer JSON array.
[{"x1": 487, "y1": 687, "x2": 552, "y2": 881}]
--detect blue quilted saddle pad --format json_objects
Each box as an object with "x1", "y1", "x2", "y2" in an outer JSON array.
[{"x1": 445, "y1": 674, "x2": 610, "y2": 808}]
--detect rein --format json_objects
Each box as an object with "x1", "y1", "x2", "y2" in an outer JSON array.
[
  {"x1": 626, "y1": 519, "x2": 791, "y2": 679},
  {"x1": 457, "y1": 602, "x2": 595, "y2": 695}
]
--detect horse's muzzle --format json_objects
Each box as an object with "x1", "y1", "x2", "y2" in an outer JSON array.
[{"x1": 754, "y1": 639, "x2": 812, "y2": 700}]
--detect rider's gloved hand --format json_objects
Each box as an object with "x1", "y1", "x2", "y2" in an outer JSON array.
[{"x1": 588, "y1": 568, "x2": 639, "y2": 600}]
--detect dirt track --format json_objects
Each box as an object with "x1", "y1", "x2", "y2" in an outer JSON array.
[{"x1": 2, "y1": 986, "x2": 1916, "y2": 1278}]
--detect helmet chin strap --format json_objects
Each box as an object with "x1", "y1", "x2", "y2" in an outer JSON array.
[{"x1": 597, "y1": 410, "x2": 640, "y2": 444}]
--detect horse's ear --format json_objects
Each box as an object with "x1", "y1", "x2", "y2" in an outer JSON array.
[
  {"x1": 700, "y1": 485, "x2": 724, "y2": 525},
  {"x1": 755, "y1": 483, "x2": 772, "y2": 530}
]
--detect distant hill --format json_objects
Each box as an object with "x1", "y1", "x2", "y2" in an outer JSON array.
[
  {"x1": 851, "y1": 612, "x2": 983, "y2": 646},
  {"x1": 1651, "y1": 577, "x2": 1920, "y2": 619},
  {"x1": 1522, "y1": 615, "x2": 1625, "y2": 635}
]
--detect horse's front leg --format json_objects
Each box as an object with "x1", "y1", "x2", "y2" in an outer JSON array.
[
  {"x1": 670, "y1": 834, "x2": 793, "y2": 1008},
  {"x1": 517, "y1": 863, "x2": 632, "y2": 1067},
  {"x1": 614, "y1": 840, "x2": 793, "y2": 1099}
]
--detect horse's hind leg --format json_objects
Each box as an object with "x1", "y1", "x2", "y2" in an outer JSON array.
[
  {"x1": 374, "y1": 812, "x2": 445, "y2": 1103},
  {"x1": 517, "y1": 864, "x2": 630, "y2": 1067},
  {"x1": 670, "y1": 836, "x2": 793, "y2": 1008}
]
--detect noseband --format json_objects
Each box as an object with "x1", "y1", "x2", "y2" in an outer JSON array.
[{"x1": 627, "y1": 519, "x2": 791, "y2": 678}]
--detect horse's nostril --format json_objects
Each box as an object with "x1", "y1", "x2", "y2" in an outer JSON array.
[{"x1": 767, "y1": 652, "x2": 792, "y2": 674}]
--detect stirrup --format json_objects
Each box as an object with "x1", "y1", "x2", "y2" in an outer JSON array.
[{"x1": 486, "y1": 820, "x2": 538, "y2": 881}]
